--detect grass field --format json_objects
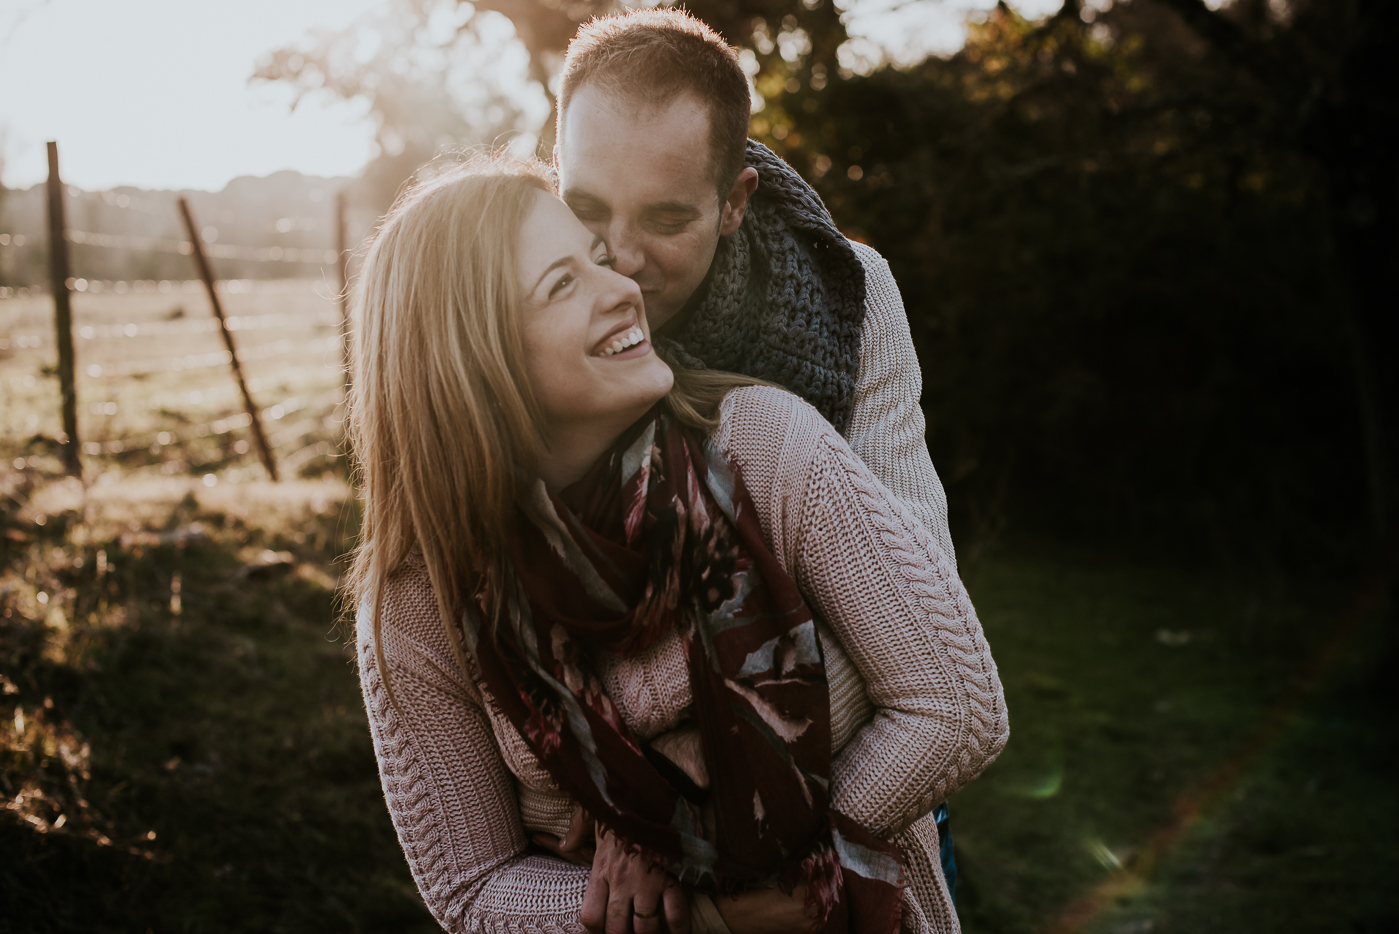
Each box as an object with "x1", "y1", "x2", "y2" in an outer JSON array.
[
  {"x1": 2, "y1": 288, "x2": 1395, "y2": 933},
  {"x1": 952, "y1": 544, "x2": 1397, "y2": 934},
  {"x1": 1, "y1": 280, "x2": 345, "y2": 482},
  {"x1": 0, "y1": 474, "x2": 431, "y2": 933}
]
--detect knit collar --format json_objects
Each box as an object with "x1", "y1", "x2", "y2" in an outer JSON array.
[{"x1": 657, "y1": 140, "x2": 866, "y2": 435}]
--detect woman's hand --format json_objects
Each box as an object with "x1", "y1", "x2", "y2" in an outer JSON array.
[
  {"x1": 713, "y1": 885, "x2": 819, "y2": 934},
  {"x1": 580, "y1": 823, "x2": 690, "y2": 934}
]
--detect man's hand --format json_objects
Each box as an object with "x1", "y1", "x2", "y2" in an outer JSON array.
[
  {"x1": 531, "y1": 804, "x2": 596, "y2": 866},
  {"x1": 580, "y1": 823, "x2": 690, "y2": 934}
]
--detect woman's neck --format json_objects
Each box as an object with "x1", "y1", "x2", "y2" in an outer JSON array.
[{"x1": 536, "y1": 409, "x2": 646, "y2": 491}]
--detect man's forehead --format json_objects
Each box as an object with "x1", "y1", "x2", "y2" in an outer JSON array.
[
  {"x1": 559, "y1": 84, "x2": 718, "y2": 201},
  {"x1": 564, "y1": 82, "x2": 711, "y2": 135}
]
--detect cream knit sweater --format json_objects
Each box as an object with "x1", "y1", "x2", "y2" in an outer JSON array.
[
  {"x1": 843, "y1": 242, "x2": 956, "y2": 574},
  {"x1": 356, "y1": 248, "x2": 1003, "y2": 934}
]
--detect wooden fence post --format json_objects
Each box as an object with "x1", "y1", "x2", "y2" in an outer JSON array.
[
  {"x1": 335, "y1": 189, "x2": 351, "y2": 396},
  {"x1": 44, "y1": 142, "x2": 81, "y2": 477},
  {"x1": 176, "y1": 197, "x2": 279, "y2": 482}
]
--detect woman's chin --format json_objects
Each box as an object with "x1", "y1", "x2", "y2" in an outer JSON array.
[
  {"x1": 624, "y1": 376, "x2": 674, "y2": 418},
  {"x1": 607, "y1": 356, "x2": 675, "y2": 409},
  {"x1": 551, "y1": 355, "x2": 674, "y2": 432}
]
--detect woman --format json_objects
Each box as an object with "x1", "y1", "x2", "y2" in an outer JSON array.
[{"x1": 349, "y1": 158, "x2": 1007, "y2": 934}]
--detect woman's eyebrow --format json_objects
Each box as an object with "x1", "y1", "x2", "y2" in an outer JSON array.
[
  {"x1": 532, "y1": 257, "x2": 572, "y2": 293},
  {"x1": 531, "y1": 237, "x2": 606, "y2": 293}
]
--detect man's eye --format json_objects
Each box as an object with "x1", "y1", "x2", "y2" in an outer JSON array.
[
  {"x1": 651, "y1": 219, "x2": 690, "y2": 234},
  {"x1": 548, "y1": 273, "x2": 575, "y2": 298}
]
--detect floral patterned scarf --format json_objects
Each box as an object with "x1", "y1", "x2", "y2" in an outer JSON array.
[{"x1": 452, "y1": 408, "x2": 904, "y2": 934}]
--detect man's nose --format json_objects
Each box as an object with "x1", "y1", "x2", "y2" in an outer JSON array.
[{"x1": 607, "y1": 223, "x2": 646, "y2": 279}]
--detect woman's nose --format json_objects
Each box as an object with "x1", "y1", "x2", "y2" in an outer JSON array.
[{"x1": 597, "y1": 264, "x2": 643, "y2": 314}]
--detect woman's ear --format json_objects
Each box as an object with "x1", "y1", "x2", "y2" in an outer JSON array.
[{"x1": 719, "y1": 167, "x2": 760, "y2": 236}]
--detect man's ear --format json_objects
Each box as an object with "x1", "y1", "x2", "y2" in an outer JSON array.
[{"x1": 718, "y1": 167, "x2": 760, "y2": 236}]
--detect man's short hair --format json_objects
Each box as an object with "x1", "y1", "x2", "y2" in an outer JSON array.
[{"x1": 557, "y1": 9, "x2": 752, "y2": 194}]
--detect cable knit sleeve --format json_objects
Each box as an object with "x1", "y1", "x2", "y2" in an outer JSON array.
[
  {"x1": 845, "y1": 240, "x2": 957, "y2": 574},
  {"x1": 356, "y1": 558, "x2": 589, "y2": 933},
  {"x1": 716, "y1": 386, "x2": 1008, "y2": 839}
]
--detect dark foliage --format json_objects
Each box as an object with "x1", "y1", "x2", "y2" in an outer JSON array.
[{"x1": 754, "y1": 0, "x2": 1395, "y2": 565}]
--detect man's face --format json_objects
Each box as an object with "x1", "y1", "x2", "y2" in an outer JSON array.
[{"x1": 557, "y1": 85, "x2": 751, "y2": 329}]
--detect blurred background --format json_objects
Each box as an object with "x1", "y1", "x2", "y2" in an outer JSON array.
[{"x1": 1, "y1": 0, "x2": 1395, "y2": 931}]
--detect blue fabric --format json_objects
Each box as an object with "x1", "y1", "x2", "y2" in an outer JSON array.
[{"x1": 935, "y1": 801, "x2": 957, "y2": 906}]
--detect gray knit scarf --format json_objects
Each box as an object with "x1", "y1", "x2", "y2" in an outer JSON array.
[{"x1": 656, "y1": 140, "x2": 867, "y2": 435}]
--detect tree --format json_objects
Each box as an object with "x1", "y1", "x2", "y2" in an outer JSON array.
[
  {"x1": 252, "y1": 0, "x2": 549, "y2": 216},
  {"x1": 1144, "y1": 0, "x2": 1399, "y2": 541},
  {"x1": 254, "y1": 0, "x2": 858, "y2": 199},
  {"x1": 754, "y1": 0, "x2": 1382, "y2": 561},
  {"x1": 256, "y1": 0, "x2": 1395, "y2": 562}
]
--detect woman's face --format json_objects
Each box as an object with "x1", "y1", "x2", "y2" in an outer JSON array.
[{"x1": 517, "y1": 190, "x2": 674, "y2": 440}]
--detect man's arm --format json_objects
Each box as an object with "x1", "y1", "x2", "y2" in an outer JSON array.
[{"x1": 844, "y1": 241, "x2": 957, "y2": 573}]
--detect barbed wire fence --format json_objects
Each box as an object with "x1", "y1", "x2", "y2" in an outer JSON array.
[{"x1": 0, "y1": 142, "x2": 355, "y2": 487}]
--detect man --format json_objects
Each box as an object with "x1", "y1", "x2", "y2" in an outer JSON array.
[
  {"x1": 552, "y1": 8, "x2": 965, "y2": 931},
  {"x1": 554, "y1": 13, "x2": 957, "y2": 574}
]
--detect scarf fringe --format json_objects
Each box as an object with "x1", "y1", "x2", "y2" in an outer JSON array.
[{"x1": 802, "y1": 841, "x2": 845, "y2": 923}]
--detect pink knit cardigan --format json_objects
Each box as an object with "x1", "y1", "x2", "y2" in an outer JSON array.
[{"x1": 356, "y1": 386, "x2": 1008, "y2": 934}]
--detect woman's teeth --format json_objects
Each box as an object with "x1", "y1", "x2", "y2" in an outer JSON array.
[{"x1": 600, "y1": 326, "x2": 645, "y2": 357}]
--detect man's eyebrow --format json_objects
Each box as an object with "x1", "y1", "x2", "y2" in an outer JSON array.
[
  {"x1": 561, "y1": 190, "x2": 701, "y2": 218},
  {"x1": 643, "y1": 201, "x2": 703, "y2": 217},
  {"x1": 562, "y1": 188, "x2": 604, "y2": 207},
  {"x1": 531, "y1": 236, "x2": 606, "y2": 294}
]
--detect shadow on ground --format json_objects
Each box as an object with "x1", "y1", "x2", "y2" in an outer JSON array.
[{"x1": 0, "y1": 472, "x2": 436, "y2": 933}]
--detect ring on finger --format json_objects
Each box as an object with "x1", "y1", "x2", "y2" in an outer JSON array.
[{"x1": 633, "y1": 905, "x2": 659, "y2": 920}]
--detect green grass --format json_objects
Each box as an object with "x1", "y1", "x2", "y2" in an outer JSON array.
[
  {"x1": 0, "y1": 473, "x2": 434, "y2": 934},
  {"x1": 1, "y1": 467, "x2": 1394, "y2": 932},
  {"x1": 951, "y1": 542, "x2": 1398, "y2": 934}
]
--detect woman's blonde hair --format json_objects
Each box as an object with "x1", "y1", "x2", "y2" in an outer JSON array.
[{"x1": 347, "y1": 155, "x2": 760, "y2": 688}]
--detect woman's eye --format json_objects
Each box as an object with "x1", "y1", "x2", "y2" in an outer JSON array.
[
  {"x1": 548, "y1": 273, "x2": 574, "y2": 299},
  {"x1": 596, "y1": 253, "x2": 616, "y2": 268}
]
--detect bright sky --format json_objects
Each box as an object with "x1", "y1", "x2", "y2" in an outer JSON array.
[
  {"x1": 0, "y1": 0, "x2": 1062, "y2": 194},
  {"x1": 846, "y1": 0, "x2": 1060, "y2": 68},
  {"x1": 0, "y1": 0, "x2": 385, "y2": 192}
]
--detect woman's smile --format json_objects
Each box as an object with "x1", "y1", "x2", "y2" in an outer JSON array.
[{"x1": 594, "y1": 324, "x2": 649, "y2": 358}]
